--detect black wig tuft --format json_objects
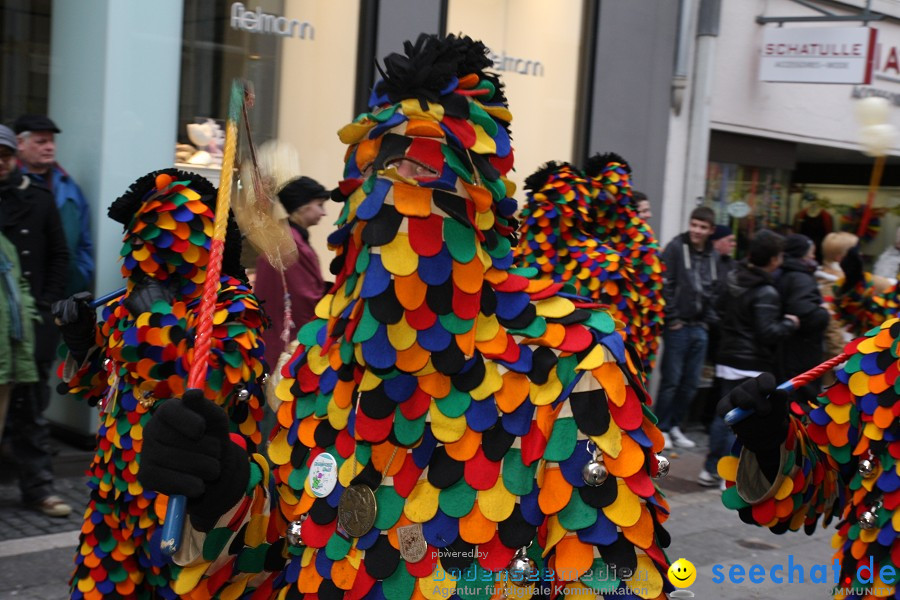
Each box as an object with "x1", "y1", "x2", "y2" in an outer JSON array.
[{"x1": 583, "y1": 152, "x2": 631, "y2": 179}]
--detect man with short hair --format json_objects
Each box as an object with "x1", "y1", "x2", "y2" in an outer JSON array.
[
  {"x1": 0, "y1": 124, "x2": 71, "y2": 517},
  {"x1": 654, "y1": 206, "x2": 721, "y2": 449},
  {"x1": 14, "y1": 115, "x2": 94, "y2": 296}
]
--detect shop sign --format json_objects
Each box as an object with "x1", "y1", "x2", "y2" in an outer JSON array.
[
  {"x1": 488, "y1": 49, "x2": 544, "y2": 77},
  {"x1": 851, "y1": 29, "x2": 900, "y2": 106},
  {"x1": 230, "y1": 2, "x2": 314, "y2": 39},
  {"x1": 759, "y1": 26, "x2": 877, "y2": 84}
]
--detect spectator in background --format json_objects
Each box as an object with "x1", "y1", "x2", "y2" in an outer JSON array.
[
  {"x1": 873, "y1": 226, "x2": 900, "y2": 280},
  {"x1": 698, "y1": 230, "x2": 799, "y2": 487},
  {"x1": 632, "y1": 190, "x2": 652, "y2": 220},
  {"x1": 816, "y1": 231, "x2": 859, "y2": 361},
  {"x1": 254, "y1": 176, "x2": 331, "y2": 372},
  {"x1": 694, "y1": 224, "x2": 738, "y2": 429},
  {"x1": 0, "y1": 124, "x2": 71, "y2": 517},
  {"x1": 0, "y1": 230, "x2": 39, "y2": 447},
  {"x1": 655, "y1": 206, "x2": 721, "y2": 449},
  {"x1": 14, "y1": 115, "x2": 94, "y2": 296},
  {"x1": 775, "y1": 234, "x2": 829, "y2": 404},
  {"x1": 711, "y1": 224, "x2": 736, "y2": 271}
]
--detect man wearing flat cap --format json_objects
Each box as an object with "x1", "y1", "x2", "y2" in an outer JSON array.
[
  {"x1": 14, "y1": 115, "x2": 94, "y2": 298},
  {"x1": 0, "y1": 123, "x2": 71, "y2": 517},
  {"x1": 254, "y1": 175, "x2": 331, "y2": 371}
]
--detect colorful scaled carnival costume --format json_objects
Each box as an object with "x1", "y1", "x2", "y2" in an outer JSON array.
[
  {"x1": 719, "y1": 260, "x2": 900, "y2": 598},
  {"x1": 514, "y1": 158, "x2": 664, "y2": 372},
  {"x1": 60, "y1": 170, "x2": 267, "y2": 599},
  {"x1": 139, "y1": 34, "x2": 674, "y2": 599}
]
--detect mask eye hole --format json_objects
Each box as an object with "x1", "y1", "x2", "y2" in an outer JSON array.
[{"x1": 383, "y1": 156, "x2": 440, "y2": 182}]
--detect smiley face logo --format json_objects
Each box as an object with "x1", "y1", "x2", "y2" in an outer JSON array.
[{"x1": 667, "y1": 558, "x2": 696, "y2": 588}]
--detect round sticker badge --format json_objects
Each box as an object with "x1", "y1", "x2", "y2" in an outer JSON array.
[{"x1": 309, "y1": 452, "x2": 338, "y2": 498}]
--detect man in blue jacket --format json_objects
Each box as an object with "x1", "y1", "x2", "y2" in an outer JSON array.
[{"x1": 14, "y1": 115, "x2": 94, "y2": 296}]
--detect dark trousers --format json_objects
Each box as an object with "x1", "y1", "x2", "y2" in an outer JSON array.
[
  {"x1": 7, "y1": 359, "x2": 54, "y2": 503},
  {"x1": 704, "y1": 378, "x2": 741, "y2": 474},
  {"x1": 654, "y1": 324, "x2": 709, "y2": 432}
]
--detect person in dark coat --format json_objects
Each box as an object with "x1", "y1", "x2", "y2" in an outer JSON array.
[
  {"x1": 698, "y1": 230, "x2": 799, "y2": 487},
  {"x1": 0, "y1": 124, "x2": 71, "y2": 516},
  {"x1": 775, "y1": 234, "x2": 830, "y2": 404}
]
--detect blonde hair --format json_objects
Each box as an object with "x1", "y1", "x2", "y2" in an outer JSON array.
[{"x1": 821, "y1": 232, "x2": 858, "y2": 263}]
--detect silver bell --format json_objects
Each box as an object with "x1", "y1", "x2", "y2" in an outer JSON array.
[
  {"x1": 859, "y1": 510, "x2": 878, "y2": 530},
  {"x1": 236, "y1": 387, "x2": 250, "y2": 401},
  {"x1": 582, "y1": 459, "x2": 608, "y2": 486},
  {"x1": 654, "y1": 454, "x2": 670, "y2": 479},
  {"x1": 858, "y1": 458, "x2": 876, "y2": 479},
  {"x1": 260, "y1": 373, "x2": 269, "y2": 385},
  {"x1": 506, "y1": 547, "x2": 537, "y2": 587},
  {"x1": 286, "y1": 518, "x2": 305, "y2": 546}
]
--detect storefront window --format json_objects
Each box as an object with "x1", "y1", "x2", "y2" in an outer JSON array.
[
  {"x1": 0, "y1": 0, "x2": 51, "y2": 120},
  {"x1": 705, "y1": 162, "x2": 791, "y2": 253},
  {"x1": 445, "y1": 0, "x2": 584, "y2": 201},
  {"x1": 177, "y1": 0, "x2": 283, "y2": 169}
]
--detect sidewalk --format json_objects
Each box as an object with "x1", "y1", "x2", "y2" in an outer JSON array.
[{"x1": 0, "y1": 425, "x2": 837, "y2": 599}]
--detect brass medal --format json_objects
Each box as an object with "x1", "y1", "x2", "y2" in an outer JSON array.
[
  {"x1": 397, "y1": 523, "x2": 427, "y2": 563},
  {"x1": 337, "y1": 484, "x2": 377, "y2": 538}
]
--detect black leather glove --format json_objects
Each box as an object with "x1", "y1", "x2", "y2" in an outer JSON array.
[
  {"x1": 717, "y1": 373, "x2": 788, "y2": 481},
  {"x1": 123, "y1": 275, "x2": 175, "y2": 317},
  {"x1": 839, "y1": 246, "x2": 864, "y2": 293},
  {"x1": 51, "y1": 291, "x2": 97, "y2": 363},
  {"x1": 138, "y1": 389, "x2": 249, "y2": 532}
]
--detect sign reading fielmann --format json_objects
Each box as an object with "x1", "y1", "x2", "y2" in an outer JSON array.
[
  {"x1": 231, "y1": 2, "x2": 314, "y2": 39},
  {"x1": 759, "y1": 26, "x2": 877, "y2": 84}
]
